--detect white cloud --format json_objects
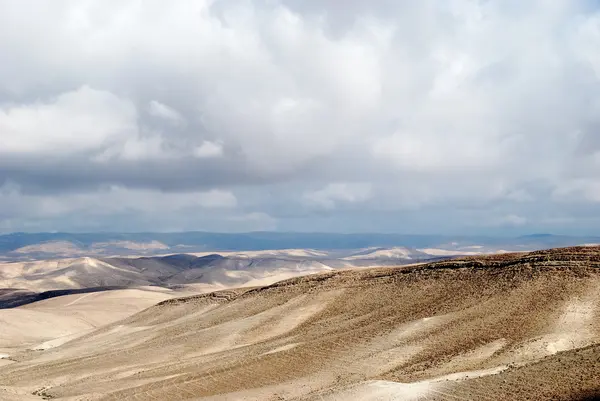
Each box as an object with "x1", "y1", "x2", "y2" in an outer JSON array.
[
  {"x1": 148, "y1": 100, "x2": 185, "y2": 125},
  {"x1": 0, "y1": 184, "x2": 237, "y2": 219},
  {"x1": 500, "y1": 214, "x2": 528, "y2": 227},
  {"x1": 304, "y1": 183, "x2": 372, "y2": 209},
  {"x1": 552, "y1": 179, "x2": 600, "y2": 203},
  {"x1": 193, "y1": 140, "x2": 223, "y2": 158},
  {"x1": 94, "y1": 134, "x2": 171, "y2": 162},
  {"x1": 574, "y1": 13, "x2": 600, "y2": 79},
  {"x1": 0, "y1": 86, "x2": 137, "y2": 154}
]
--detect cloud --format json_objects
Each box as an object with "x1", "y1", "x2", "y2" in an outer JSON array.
[
  {"x1": 0, "y1": 86, "x2": 136, "y2": 154},
  {"x1": 193, "y1": 141, "x2": 223, "y2": 158},
  {"x1": 226, "y1": 212, "x2": 278, "y2": 231},
  {"x1": 148, "y1": 100, "x2": 185, "y2": 125},
  {"x1": 0, "y1": 184, "x2": 236, "y2": 216},
  {"x1": 552, "y1": 179, "x2": 600, "y2": 203},
  {"x1": 1, "y1": 1, "x2": 600, "y2": 233},
  {"x1": 497, "y1": 214, "x2": 528, "y2": 227},
  {"x1": 304, "y1": 183, "x2": 372, "y2": 209},
  {"x1": 0, "y1": 183, "x2": 239, "y2": 232}
]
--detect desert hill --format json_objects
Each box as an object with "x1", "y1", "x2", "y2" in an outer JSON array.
[
  {"x1": 0, "y1": 288, "x2": 173, "y2": 353},
  {"x1": 0, "y1": 250, "x2": 439, "y2": 298},
  {"x1": 0, "y1": 246, "x2": 598, "y2": 400}
]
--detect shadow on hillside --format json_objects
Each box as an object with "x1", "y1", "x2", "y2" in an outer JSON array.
[
  {"x1": 569, "y1": 390, "x2": 600, "y2": 401},
  {"x1": 0, "y1": 286, "x2": 128, "y2": 309}
]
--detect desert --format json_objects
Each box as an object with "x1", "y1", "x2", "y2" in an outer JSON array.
[
  {"x1": 2, "y1": 0, "x2": 600, "y2": 398},
  {"x1": 0, "y1": 245, "x2": 598, "y2": 400}
]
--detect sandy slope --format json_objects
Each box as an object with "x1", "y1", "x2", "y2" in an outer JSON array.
[
  {"x1": 0, "y1": 257, "x2": 153, "y2": 291},
  {"x1": 189, "y1": 249, "x2": 331, "y2": 258},
  {"x1": 0, "y1": 246, "x2": 598, "y2": 400},
  {"x1": 417, "y1": 248, "x2": 481, "y2": 256},
  {"x1": 0, "y1": 288, "x2": 172, "y2": 355},
  {"x1": 342, "y1": 247, "x2": 425, "y2": 260}
]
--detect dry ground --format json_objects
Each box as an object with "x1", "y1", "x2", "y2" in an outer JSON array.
[
  {"x1": 0, "y1": 246, "x2": 599, "y2": 400},
  {"x1": 0, "y1": 288, "x2": 175, "y2": 355}
]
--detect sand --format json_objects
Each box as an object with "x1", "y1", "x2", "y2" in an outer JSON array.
[
  {"x1": 0, "y1": 246, "x2": 599, "y2": 400},
  {"x1": 0, "y1": 288, "x2": 173, "y2": 353}
]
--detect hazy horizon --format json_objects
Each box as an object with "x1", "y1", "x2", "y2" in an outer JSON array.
[{"x1": 0, "y1": 230, "x2": 592, "y2": 238}]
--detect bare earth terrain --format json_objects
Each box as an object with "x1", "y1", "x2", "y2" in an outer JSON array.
[{"x1": 0, "y1": 246, "x2": 599, "y2": 400}]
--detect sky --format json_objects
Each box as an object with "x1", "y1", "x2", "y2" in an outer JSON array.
[{"x1": 1, "y1": 0, "x2": 600, "y2": 235}]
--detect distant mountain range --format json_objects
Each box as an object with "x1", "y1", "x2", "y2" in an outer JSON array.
[
  {"x1": 0, "y1": 248, "x2": 447, "y2": 308},
  {"x1": 0, "y1": 232, "x2": 599, "y2": 260}
]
